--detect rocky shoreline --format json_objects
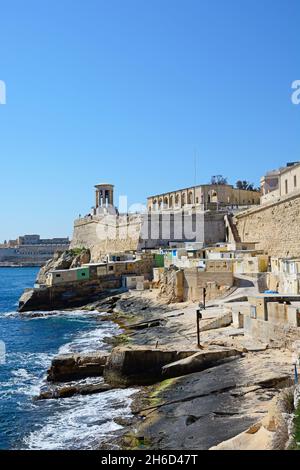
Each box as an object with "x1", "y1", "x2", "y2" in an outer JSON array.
[{"x1": 30, "y1": 289, "x2": 299, "y2": 450}]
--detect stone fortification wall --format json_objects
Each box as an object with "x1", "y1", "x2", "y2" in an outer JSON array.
[
  {"x1": 70, "y1": 214, "x2": 144, "y2": 261},
  {"x1": 235, "y1": 191, "x2": 300, "y2": 257},
  {"x1": 71, "y1": 211, "x2": 226, "y2": 262}
]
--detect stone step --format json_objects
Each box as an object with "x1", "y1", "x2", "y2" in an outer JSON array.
[{"x1": 200, "y1": 311, "x2": 233, "y2": 332}]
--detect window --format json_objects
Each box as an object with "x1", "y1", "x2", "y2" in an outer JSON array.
[
  {"x1": 294, "y1": 175, "x2": 297, "y2": 188},
  {"x1": 109, "y1": 266, "x2": 114, "y2": 271},
  {"x1": 55, "y1": 274, "x2": 61, "y2": 278},
  {"x1": 285, "y1": 179, "x2": 288, "y2": 194},
  {"x1": 250, "y1": 306, "x2": 257, "y2": 319}
]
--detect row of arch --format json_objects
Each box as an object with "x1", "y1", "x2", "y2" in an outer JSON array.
[
  {"x1": 149, "y1": 189, "x2": 257, "y2": 211},
  {"x1": 150, "y1": 191, "x2": 197, "y2": 211}
]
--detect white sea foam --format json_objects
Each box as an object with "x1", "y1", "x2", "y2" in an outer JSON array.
[
  {"x1": 3, "y1": 309, "x2": 105, "y2": 319},
  {"x1": 12, "y1": 368, "x2": 31, "y2": 379},
  {"x1": 0, "y1": 352, "x2": 52, "y2": 399},
  {"x1": 1, "y1": 305, "x2": 132, "y2": 450},
  {"x1": 9, "y1": 351, "x2": 53, "y2": 370},
  {"x1": 0, "y1": 373, "x2": 43, "y2": 398},
  {"x1": 58, "y1": 323, "x2": 118, "y2": 354},
  {"x1": 3, "y1": 311, "x2": 19, "y2": 317},
  {"x1": 23, "y1": 388, "x2": 136, "y2": 450}
]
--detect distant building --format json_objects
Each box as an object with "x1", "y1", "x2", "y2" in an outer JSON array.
[{"x1": 0, "y1": 235, "x2": 70, "y2": 266}]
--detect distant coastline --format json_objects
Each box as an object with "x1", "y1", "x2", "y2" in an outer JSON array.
[{"x1": 0, "y1": 263, "x2": 44, "y2": 268}]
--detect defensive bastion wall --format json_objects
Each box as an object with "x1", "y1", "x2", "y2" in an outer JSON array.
[
  {"x1": 234, "y1": 190, "x2": 300, "y2": 258},
  {"x1": 70, "y1": 212, "x2": 226, "y2": 261},
  {"x1": 70, "y1": 215, "x2": 144, "y2": 261}
]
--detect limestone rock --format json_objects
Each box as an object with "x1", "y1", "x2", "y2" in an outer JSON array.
[
  {"x1": 36, "y1": 250, "x2": 75, "y2": 285},
  {"x1": 38, "y1": 381, "x2": 112, "y2": 399},
  {"x1": 157, "y1": 267, "x2": 184, "y2": 304},
  {"x1": 210, "y1": 387, "x2": 294, "y2": 450},
  {"x1": 70, "y1": 249, "x2": 91, "y2": 268},
  {"x1": 47, "y1": 352, "x2": 109, "y2": 382},
  {"x1": 162, "y1": 348, "x2": 242, "y2": 379},
  {"x1": 18, "y1": 287, "x2": 52, "y2": 312},
  {"x1": 36, "y1": 249, "x2": 91, "y2": 285},
  {"x1": 209, "y1": 423, "x2": 275, "y2": 450},
  {"x1": 103, "y1": 346, "x2": 197, "y2": 387}
]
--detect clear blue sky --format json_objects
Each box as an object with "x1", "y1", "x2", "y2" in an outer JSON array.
[{"x1": 0, "y1": 0, "x2": 299, "y2": 241}]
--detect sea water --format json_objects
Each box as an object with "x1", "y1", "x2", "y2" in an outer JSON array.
[{"x1": 0, "y1": 267, "x2": 135, "y2": 450}]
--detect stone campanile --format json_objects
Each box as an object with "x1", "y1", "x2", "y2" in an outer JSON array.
[{"x1": 95, "y1": 183, "x2": 114, "y2": 208}]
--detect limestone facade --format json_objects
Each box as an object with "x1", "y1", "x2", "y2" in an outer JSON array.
[
  {"x1": 71, "y1": 211, "x2": 227, "y2": 261},
  {"x1": 71, "y1": 213, "x2": 145, "y2": 261},
  {"x1": 260, "y1": 161, "x2": 300, "y2": 204},
  {"x1": 147, "y1": 184, "x2": 260, "y2": 212},
  {"x1": 244, "y1": 295, "x2": 300, "y2": 348},
  {"x1": 157, "y1": 267, "x2": 233, "y2": 303}
]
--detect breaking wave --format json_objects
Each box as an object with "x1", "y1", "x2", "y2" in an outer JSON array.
[{"x1": 22, "y1": 388, "x2": 136, "y2": 450}]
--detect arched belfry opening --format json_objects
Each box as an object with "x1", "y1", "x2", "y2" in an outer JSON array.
[{"x1": 95, "y1": 183, "x2": 114, "y2": 209}]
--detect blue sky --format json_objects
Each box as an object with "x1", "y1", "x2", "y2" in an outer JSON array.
[{"x1": 0, "y1": 0, "x2": 299, "y2": 240}]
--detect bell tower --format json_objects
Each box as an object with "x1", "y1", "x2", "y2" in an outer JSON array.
[{"x1": 95, "y1": 183, "x2": 114, "y2": 209}]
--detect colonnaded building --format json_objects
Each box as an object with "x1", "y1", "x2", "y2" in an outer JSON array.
[{"x1": 147, "y1": 183, "x2": 260, "y2": 212}]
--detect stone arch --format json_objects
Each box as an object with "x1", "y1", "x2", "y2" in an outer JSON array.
[
  {"x1": 188, "y1": 191, "x2": 193, "y2": 204},
  {"x1": 175, "y1": 194, "x2": 180, "y2": 207},
  {"x1": 164, "y1": 196, "x2": 169, "y2": 208},
  {"x1": 208, "y1": 190, "x2": 218, "y2": 203},
  {"x1": 181, "y1": 193, "x2": 186, "y2": 206},
  {"x1": 158, "y1": 198, "x2": 163, "y2": 209},
  {"x1": 169, "y1": 195, "x2": 174, "y2": 208}
]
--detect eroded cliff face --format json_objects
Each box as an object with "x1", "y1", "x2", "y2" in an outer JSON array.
[
  {"x1": 36, "y1": 249, "x2": 91, "y2": 285},
  {"x1": 234, "y1": 192, "x2": 300, "y2": 257}
]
